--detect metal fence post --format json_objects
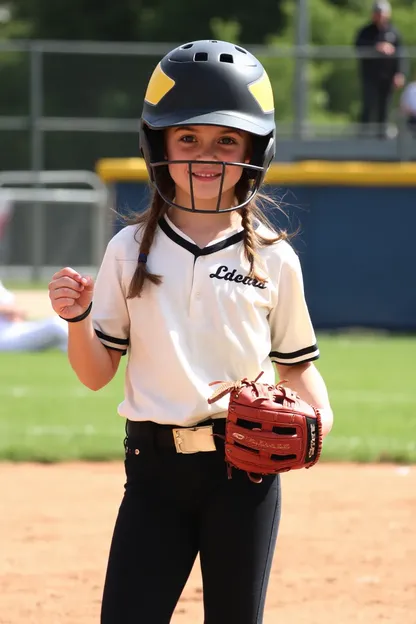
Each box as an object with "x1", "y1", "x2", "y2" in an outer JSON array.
[
  {"x1": 293, "y1": 0, "x2": 309, "y2": 139},
  {"x1": 29, "y1": 42, "x2": 45, "y2": 282}
]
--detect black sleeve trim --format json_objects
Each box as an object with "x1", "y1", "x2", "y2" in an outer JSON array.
[
  {"x1": 270, "y1": 343, "x2": 318, "y2": 360},
  {"x1": 105, "y1": 345, "x2": 128, "y2": 356},
  {"x1": 274, "y1": 354, "x2": 320, "y2": 367},
  {"x1": 95, "y1": 329, "x2": 129, "y2": 346}
]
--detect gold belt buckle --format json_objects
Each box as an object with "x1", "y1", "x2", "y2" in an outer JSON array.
[{"x1": 172, "y1": 425, "x2": 216, "y2": 454}]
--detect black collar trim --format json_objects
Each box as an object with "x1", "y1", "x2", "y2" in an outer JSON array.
[{"x1": 158, "y1": 216, "x2": 245, "y2": 258}]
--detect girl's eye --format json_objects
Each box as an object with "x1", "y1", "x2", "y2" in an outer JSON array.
[
  {"x1": 219, "y1": 137, "x2": 237, "y2": 145},
  {"x1": 179, "y1": 135, "x2": 196, "y2": 143}
]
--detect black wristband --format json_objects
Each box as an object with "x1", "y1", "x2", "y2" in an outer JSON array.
[{"x1": 60, "y1": 301, "x2": 92, "y2": 323}]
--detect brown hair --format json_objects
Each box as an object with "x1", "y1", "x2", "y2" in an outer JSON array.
[{"x1": 127, "y1": 168, "x2": 289, "y2": 299}]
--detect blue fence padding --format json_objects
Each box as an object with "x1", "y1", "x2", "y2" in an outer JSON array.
[{"x1": 113, "y1": 182, "x2": 416, "y2": 331}]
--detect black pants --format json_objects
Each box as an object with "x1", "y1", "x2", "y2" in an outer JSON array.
[
  {"x1": 360, "y1": 77, "x2": 393, "y2": 135},
  {"x1": 100, "y1": 420, "x2": 281, "y2": 623}
]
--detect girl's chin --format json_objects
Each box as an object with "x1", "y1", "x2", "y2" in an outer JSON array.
[{"x1": 178, "y1": 187, "x2": 234, "y2": 201}]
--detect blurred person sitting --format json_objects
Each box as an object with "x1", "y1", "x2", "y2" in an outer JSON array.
[
  {"x1": 400, "y1": 75, "x2": 416, "y2": 136},
  {"x1": 0, "y1": 278, "x2": 68, "y2": 352},
  {"x1": 355, "y1": 1, "x2": 405, "y2": 137}
]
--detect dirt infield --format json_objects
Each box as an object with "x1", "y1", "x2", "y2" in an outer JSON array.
[
  {"x1": 13, "y1": 289, "x2": 52, "y2": 318},
  {"x1": 0, "y1": 463, "x2": 414, "y2": 624}
]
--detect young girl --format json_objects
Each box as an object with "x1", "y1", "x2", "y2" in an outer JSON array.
[{"x1": 49, "y1": 40, "x2": 333, "y2": 624}]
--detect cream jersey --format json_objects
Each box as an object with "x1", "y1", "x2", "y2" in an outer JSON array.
[{"x1": 92, "y1": 215, "x2": 319, "y2": 426}]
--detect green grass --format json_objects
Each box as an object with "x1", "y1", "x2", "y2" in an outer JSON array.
[
  {"x1": 0, "y1": 352, "x2": 127, "y2": 461},
  {"x1": 2, "y1": 281, "x2": 49, "y2": 291},
  {"x1": 0, "y1": 334, "x2": 415, "y2": 463},
  {"x1": 316, "y1": 334, "x2": 416, "y2": 464}
]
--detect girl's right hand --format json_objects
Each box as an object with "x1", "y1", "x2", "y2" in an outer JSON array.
[{"x1": 48, "y1": 267, "x2": 94, "y2": 320}]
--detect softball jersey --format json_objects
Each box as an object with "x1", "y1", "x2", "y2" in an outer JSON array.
[{"x1": 92, "y1": 215, "x2": 319, "y2": 426}]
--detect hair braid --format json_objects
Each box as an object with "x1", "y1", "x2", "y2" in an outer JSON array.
[
  {"x1": 127, "y1": 169, "x2": 174, "y2": 298},
  {"x1": 241, "y1": 206, "x2": 267, "y2": 282}
]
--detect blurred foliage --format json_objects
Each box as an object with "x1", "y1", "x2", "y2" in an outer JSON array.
[
  {"x1": 1, "y1": 0, "x2": 416, "y2": 168},
  {"x1": 7, "y1": 0, "x2": 287, "y2": 44}
]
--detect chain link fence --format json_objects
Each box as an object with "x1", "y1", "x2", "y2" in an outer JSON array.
[{"x1": 1, "y1": 40, "x2": 416, "y2": 278}]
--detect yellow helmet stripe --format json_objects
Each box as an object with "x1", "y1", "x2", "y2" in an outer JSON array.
[
  {"x1": 144, "y1": 63, "x2": 175, "y2": 106},
  {"x1": 248, "y1": 71, "x2": 274, "y2": 113}
]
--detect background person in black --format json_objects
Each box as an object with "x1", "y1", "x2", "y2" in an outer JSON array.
[{"x1": 355, "y1": 1, "x2": 405, "y2": 137}]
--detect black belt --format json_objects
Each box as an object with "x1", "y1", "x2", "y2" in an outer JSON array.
[{"x1": 125, "y1": 418, "x2": 226, "y2": 454}]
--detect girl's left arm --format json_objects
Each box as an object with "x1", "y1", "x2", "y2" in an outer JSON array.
[{"x1": 275, "y1": 362, "x2": 333, "y2": 438}]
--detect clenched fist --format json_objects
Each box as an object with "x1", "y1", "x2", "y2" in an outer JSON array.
[{"x1": 49, "y1": 267, "x2": 94, "y2": 320}]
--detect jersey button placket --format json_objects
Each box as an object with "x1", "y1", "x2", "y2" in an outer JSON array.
[{"x1": 189, "y1": 257, "x2": 204, "y2": 319}]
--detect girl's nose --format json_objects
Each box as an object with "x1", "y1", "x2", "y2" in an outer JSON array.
[{"x1": 195, "y1": 142, "x2": 218, "y2": 161}]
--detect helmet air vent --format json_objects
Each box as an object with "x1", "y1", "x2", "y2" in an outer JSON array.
[
  {"x1": 194, "y1": 52, "x2": 208, "y2": 61},
  {"x1": 219, "y1": 53, "x2": 234, "y2": 63},
  {"x1": 181, "y1": 43, "x2": 193, "y2": 49},
  {"x1": 235, "y1": 46, "x2": 247, "y2": 54}
]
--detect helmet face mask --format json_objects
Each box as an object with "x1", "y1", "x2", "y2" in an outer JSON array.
[
  {"x1": 139, "y1": 40, "x2": 276, "y2": 214},
  {"x1": 149, "y1": 158, "x2": 265, "y2": 214}
]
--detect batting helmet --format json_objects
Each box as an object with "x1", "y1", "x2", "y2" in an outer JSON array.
[{"x1": 139, "y1": 40, "x2": 275, "y2": 213}]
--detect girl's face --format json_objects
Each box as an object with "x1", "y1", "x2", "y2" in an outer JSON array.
[{"x1": 165, "y1": 125, "x2": 251, "y2": 211}]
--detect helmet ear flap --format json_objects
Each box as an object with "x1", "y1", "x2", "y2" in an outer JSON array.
[
  {"x1": 247, "y1": 133, "x2": 275, "y2": 181},
  {"x1": 140, "y1": 122, "x2": 176, "y2": 196},
  {"x1": 139, "y1": 123, "x2": 166, "y2": 183}
]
